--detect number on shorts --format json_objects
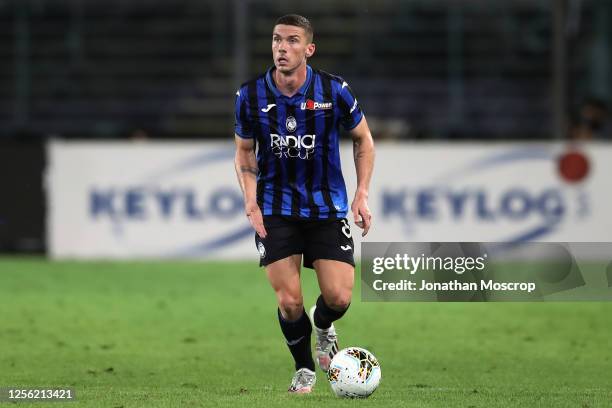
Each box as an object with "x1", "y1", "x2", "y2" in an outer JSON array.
[{"x1": 341, "y1": 219, "x2": 352, "y2": 239}]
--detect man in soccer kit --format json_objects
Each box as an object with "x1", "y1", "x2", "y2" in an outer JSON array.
[{"x1": 233, "y1": 14, "x2": 375, "y2": 393}]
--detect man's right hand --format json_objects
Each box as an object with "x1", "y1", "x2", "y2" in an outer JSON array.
[{"x1": 245, "y1": 201, "x2": 267, "y2": 238}]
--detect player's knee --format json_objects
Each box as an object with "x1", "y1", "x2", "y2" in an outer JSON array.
[
  {"x1": 278, "y1": 294, "x2": 304, "y2": 320},
  {"x1": 326, "y1": 291, "x2": 352, "y2": 311}
]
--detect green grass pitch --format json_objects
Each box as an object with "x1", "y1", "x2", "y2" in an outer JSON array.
[{"x1": 1, "y1": 258, "x2": 611, "y2": 407}]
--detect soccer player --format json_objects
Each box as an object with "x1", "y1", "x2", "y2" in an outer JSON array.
[{"x1": 233, "y1": 14, "x2": 375, "y2": 393}]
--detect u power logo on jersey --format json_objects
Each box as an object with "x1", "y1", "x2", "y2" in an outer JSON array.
[{"x1": 301, "y1": 99, "x2": 333, "y2": 110}]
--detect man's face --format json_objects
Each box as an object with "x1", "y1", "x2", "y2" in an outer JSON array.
[{"x1": 272, "y1": 24, "x2": 315, "y2": 73}]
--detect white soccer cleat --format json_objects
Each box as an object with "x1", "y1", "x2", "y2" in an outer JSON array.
[
  {"x1": 309, "y1": 305, "x2": 339, "y2": 372},
  {"x1": 288, "y1": 367, "x2": 316, "y2": 393}
]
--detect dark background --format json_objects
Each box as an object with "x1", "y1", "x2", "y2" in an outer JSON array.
[{"x1": 0, "y1": 0, "x2": 610, "y2": 141}]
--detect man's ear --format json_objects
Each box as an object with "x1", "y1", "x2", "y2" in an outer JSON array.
[{"x1": 305, "y1": 43, "x2": 316, "y2": 58}]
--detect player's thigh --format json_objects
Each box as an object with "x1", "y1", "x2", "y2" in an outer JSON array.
[
  {"x1": 266, "y1": 254, "x2": 304, "y2": 305},
  {"x1": 313, "y1": 259, "x2": 354, "y2": 308}
]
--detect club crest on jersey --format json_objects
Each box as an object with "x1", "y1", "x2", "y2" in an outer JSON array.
[
  {"x1": 286, "y1": 116, "x2": 297, "y2": 132},
  {"x1": 301, "y1": 99, "x2": 333, "y2": 110}
]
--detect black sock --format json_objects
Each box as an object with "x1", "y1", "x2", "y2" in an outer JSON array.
[
  {"x1": 313, "y1": 295, "x2": 349, "y2": 329},
  {"x1": 277, "y1": 308, "x2": 315, "y2": 371}
]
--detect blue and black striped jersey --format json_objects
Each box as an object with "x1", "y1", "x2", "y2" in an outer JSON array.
[{"x1": 234, "y1": 65, "x2": 364, "y2": 219}]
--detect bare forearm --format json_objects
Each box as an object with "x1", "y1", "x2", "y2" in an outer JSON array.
[
  {"x1": 234, "y1": 150, "x2": 258, "y2": 204},
  {"x1": 353, "y1": 135, "x2": 375, "y2": 197}
]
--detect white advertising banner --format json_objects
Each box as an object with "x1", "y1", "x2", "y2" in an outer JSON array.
[{"x1": 47, "y1": 141, "x2": 612, "y2": 259}]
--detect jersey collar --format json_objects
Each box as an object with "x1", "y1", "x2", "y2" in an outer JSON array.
[{"x1": 266, "y1": 65, "x2": 313, "y2": 98}]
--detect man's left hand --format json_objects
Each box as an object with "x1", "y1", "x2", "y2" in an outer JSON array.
[{"x1": 351, "y1": 193, "x2": 372, "y2": 237}]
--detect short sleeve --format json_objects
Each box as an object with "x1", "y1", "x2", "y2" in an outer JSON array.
[
  {"x1": 337, "y1": 80, "x2": 364, "y2": 131},
  {"x1": 234, "y1": 88, "x2": 253, "y2": 138}
]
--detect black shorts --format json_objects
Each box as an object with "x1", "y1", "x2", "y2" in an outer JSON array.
[{"x1": 254, "y1": 215, "x2": 355, "y2": 269}]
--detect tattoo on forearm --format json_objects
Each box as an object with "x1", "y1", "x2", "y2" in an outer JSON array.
[
  {"x1": 240, "y1": 166, "x2": 258, "y2": 176},
  {"x1": 353, "y1": 140, "x2": 365, "y2": 160}
]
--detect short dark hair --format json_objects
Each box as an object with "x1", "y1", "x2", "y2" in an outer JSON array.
[{"x1": 274, "y1": 14, "x2": 313, "y2": 42}]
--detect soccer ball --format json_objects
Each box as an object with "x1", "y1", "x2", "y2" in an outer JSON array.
[{"x1": 327, "y1": 347, "x2": 381, "y2": 398}]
